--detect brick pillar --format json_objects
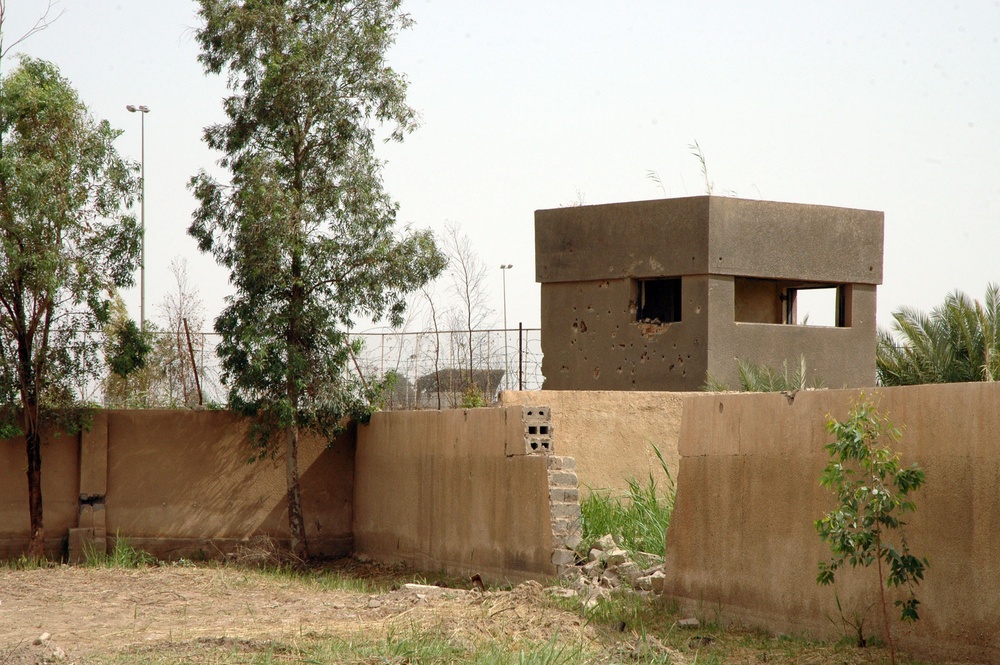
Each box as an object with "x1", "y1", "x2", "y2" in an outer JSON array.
[{"x1": 547, "y1": 455, "x2": 582, "y2": 577}]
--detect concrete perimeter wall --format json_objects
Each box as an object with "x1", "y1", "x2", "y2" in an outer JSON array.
[
  {"x1": 0, "y1": 410, "x2": 354, "y2": 560},
  {"x1": 499, "y1": 390, "x2": 684, "y2": 493},
  {"x1": 353, "y1": 406, "x2": 580, "y2": 583},
  {"x1": 665, "y1": 384, "x2": 1000, "y2": 663}
]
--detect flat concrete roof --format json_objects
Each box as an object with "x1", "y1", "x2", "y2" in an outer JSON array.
[{"x1": 535, "y1": 196, "x2": 884, "y2": 285}]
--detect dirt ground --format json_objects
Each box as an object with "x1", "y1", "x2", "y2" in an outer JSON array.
[{"x1": 0, "y1": 561, "x2": 619, "y2": 664}]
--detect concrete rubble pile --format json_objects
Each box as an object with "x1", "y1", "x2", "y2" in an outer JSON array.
[{"x1": 548, "y1": 533, "x2": 668, "y2": 609}]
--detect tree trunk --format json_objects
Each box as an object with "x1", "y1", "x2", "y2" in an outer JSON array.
[
  {"x1": 24, "y1": 409, "x2": 44, "y2": 558},
  {"x1": 285, "y1": 422, "x2": 308, "y2": 560}
]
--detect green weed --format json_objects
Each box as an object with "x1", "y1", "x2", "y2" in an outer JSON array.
[
  {"x1": 84, "y1": 533, "x2": 157, "y2": 568},
  {"x1": 578, "y1": 444, "x2": 675, "y2": 559}
]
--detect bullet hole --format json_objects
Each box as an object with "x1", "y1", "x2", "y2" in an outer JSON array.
[
  {"x1": 593, "y1": 367, "x2": 601, "y2": 379},
  {"x1": 696, "y1": 306, "x2": 702, "y2": 314},
  {"x1": 611, "y1": 331, "x2": 617, "y2": 338},
  {"x1": 571, "y1": 321, "x2": 578, "y2": 331},
  {"x1": 669, "y1": 364, "x2": 675, "y2": 370},
  {"x1": 579, "y1": 320, "x2": 588, "y2": 332},
  {"x1": 617, "y1": 366, "x2": 624, "y2": 373}
]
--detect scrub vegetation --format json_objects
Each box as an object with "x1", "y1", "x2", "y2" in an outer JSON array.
[{"x1": 578, "y1": 444, "x2": 675, "y2": 559}]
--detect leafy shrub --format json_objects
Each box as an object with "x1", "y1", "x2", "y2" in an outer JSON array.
[{"x1": 816, "y1": 396, "x2": 927, "y2": 664}]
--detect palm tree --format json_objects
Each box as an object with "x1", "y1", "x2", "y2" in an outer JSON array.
[
  {"x1": 877, "y1": 284, "x2": 1000, "y2": 385},
  {"x1": 704, "y1": 355, "x2": 823, "y2": 392}
]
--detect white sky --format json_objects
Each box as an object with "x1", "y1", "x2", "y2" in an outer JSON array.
[{"x1": 4, "y1": 0, "x2": 1000, "y2": 335}]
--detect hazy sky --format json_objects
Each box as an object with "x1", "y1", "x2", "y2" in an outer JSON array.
[{"x1": 4, "y1": 0, "x2": 999, "y2": 335}]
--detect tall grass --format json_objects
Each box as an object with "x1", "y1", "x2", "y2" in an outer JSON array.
[
  {"x1": 578, "y1": 444, "x2": 675, "y2": 559},
  {"x1": 84, "y1": 533, "x2": 158, "y2": 568}
]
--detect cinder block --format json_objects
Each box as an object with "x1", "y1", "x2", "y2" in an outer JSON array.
[
  {"x1": 551, "y1": 516, "x2": 581, "y2": 535},
  {"x1": 507, "y1": 406, "x2": 553, "y2": 455},
  {"x1": 546, "y1": 456, "x2": 576, "y2": 471},
  {"x1": 547, "y1": 470, "x2": 578, "y2": 488},
  {"x1": 550, "y1": 502, "x2": 581, "y2": 519},
  {"x1": 551, "y1": 548, "x2": 576, "y2": 566},
  {"x1": 552, "y1": 530, "x2": 583, "y2": 550},
  {"x1": 549, "y1": 487, "x2": 579, "y2": 503}
]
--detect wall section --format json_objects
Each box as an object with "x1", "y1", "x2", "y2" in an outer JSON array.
[
  {"x1": 706, "y1": 277, "x2": 877, "y2": 389},
  {"x1": 0, "y1": 410, "x2": 355, "y2": 560},
  {"x1": 353, "y1": 407, "x2": 557, "y2": 583},
  {"x1": 498, "y1": 390, "x2": 684, "y2": 493},
  {"x1": 664, "y1": 385, "x2": 1000, "y2": 663},
  {"x1": 0, "y1": 426, "x2": 80, "y2": 558},
  {"x1": 540, "y1": 276, "x2": 710, "y2": 391}
]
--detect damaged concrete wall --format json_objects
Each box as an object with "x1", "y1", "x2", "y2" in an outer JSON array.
[
  {"x1": 535, "y1": 196, "x2": 883, "y2": 391},
  {"x1": 353, "y1": 406, "x2": 571, "y2": 583},
  {"x1": 665, "y1": 385, "x2": 1000, "y2": 663},
  {"x1": 539, "y1": 277, "x2": 710, "y2": 391},
  {"x1": 705, "y1": 278, "x2": 879, "y2": 389},
  {"x1": 498, "y1": 390, "x2": 685, "y2": 493}
]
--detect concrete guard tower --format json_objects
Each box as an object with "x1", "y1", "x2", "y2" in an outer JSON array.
[{"x1": 535, "y1": 196, "x2": 884, "y2": 391}]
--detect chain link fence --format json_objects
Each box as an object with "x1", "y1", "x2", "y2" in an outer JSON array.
[
  {"x1": 85, "y1": 327, "x2": 542, "y2": 409},
  {"x1": 350, "y1": 327, "x2": 543, "y2": 409}
]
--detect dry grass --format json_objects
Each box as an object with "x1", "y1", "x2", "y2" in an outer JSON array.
[{"x1": 0, "y1": 560, "x2": 978, "y2": 664}]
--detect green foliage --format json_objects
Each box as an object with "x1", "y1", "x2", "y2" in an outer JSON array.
[
  {"x1": 0, "y1": 56, "x2": 140, "y2": 553},
  {"x1": 189, "y1": 0, "x2": 445, "y2": 555},
  {"x1": 877, "y1": 283, "x2": 1000, "y2": 385},
  {"x1": 106, "y1": 318, "x2": 151, "y2": 378},
  {"x1": 816, "y1": 396, "x2": 927, "y2": 661},
  {"x1": 704, "y1": 355, "x2": 823, "y2": 392},
  {"x1": 579, "y1": 445, "x2": 675, "y2": 559},
  {"x1": 84, "y1": 533, "x2": 157, "y2": 568},
  {"x1": 460, "y1": 383, "x2": 488, "y2": 408}
]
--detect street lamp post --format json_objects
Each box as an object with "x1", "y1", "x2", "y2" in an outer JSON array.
[
  {"x1": 500, "y1": 264, "x2": 513, "y2": 390},
  {"x1": 126, "y1": 104, "x2": 149, "y2": 332}
]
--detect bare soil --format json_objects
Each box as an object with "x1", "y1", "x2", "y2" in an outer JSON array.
[{"x1": 0, "y1": 561, "x2": 606, "y2": 664}]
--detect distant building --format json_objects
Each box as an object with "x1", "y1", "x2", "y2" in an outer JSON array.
[{"x1": 535, "y1": 196, "x2": 884, "y2": 390}]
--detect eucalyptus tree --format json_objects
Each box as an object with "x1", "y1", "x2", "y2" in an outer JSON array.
[
  {"x1": 877, "y1": 285, "x2": 1000, "y2": 386},
  {"x1": 189, "y1": 0, "x2": 446, "y2": 558},
  {"x1": 0, "y1": 57, "x2": 140, "y2": 556}
]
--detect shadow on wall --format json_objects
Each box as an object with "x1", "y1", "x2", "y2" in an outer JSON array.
[{"x1": 101, "y1": 410, "x2": 354, "y2": 559}]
